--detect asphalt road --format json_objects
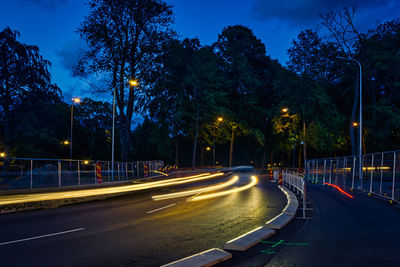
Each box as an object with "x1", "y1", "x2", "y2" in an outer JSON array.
[
  {"x1": 218, "y1": 183, "x2": 400, "y2": 266},
  {"x1": 0, "y1": 172, "x2": 285, "y2": 267}
]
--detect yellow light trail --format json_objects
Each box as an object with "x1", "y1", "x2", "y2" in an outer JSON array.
[
  {"x1": 152, "y1": 176, "x2": 239, "y2": 201},
  {"x1": 188, "y1": 175, "x2": 258, "y2": 202},
  {"x1": 151, "y1": 170, "x2": 169, "y2": 176},
  {"x1": 0, "y1": 173, "x2": 224, "y2": 205}
]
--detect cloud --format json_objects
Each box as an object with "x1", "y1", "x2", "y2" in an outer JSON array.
[
  {"x1": 55, "y1": 39, "x2": 84, "y2": 76},
  {"x1": 17, "y1": 0, "x2": 68, "y2": 9},
  {"x1": 251, "y1": 0, "x2": 399, "y2": 27}
]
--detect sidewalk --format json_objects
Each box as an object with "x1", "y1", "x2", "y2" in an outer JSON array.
[{"x1": 218, "y1": 183, "x2": 400, "y2": 266}]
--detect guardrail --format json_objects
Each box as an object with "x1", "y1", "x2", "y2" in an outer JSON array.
[
  {"x1": 0, "y1": 157, "x2": 164, "y2": 191},
  {"x1": 306, "y1": 150, "x2": 400, "y2": 203},
  {"x1": 274, "y1": 170, "x2": 306, "y2": 218}
]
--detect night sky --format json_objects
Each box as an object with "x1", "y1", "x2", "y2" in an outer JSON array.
[{"x1": 1, "y1": 0, "x2": 399, "y2": 101}]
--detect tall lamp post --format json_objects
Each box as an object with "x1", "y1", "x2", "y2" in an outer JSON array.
[
  {"x1": 337, "y1": 56, "x2": 362, "y2": 187},
  {"x1": 70, "y1": 97, "x2": 81, "y2": 161},
  {"x1": 213, "y1": 116, "x2": 223, "y2": 168},
  {"x1": 111, "y1": 79, "x2": 138, "y2": 181}
]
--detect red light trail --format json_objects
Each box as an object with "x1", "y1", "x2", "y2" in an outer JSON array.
[{"x1": 323, "y1": 183, "x2": 354, "y2": 199}]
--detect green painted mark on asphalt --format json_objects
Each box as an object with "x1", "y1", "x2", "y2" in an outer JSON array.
[
  {"x1": 271, "y1": 240, "x2": 284, "y2": 247},
  {"x1": 260, "y1": 239, "x2": 309, "y2": 255}
]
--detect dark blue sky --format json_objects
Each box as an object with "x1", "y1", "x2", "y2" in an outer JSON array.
[{"x1": 1, "y1": 0, "x2": 399, "y2": 101}]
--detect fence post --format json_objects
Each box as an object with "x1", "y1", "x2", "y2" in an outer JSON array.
[
  {"x1": 137, "y1": 162, "x2": 140, "y2": 178},
  {"x1": 343, "y1": 157, "x2": 347, "y2": 187},
  {"x1": 125, "y1": 163, "x2": 128, "y2": 180},
  {"x1": 329, "y1": 159, "x2": 333, "y2": 184},
  {"x1": 370, "y1": 154, "x2": 374, "y2": 193},
  {"x1": 58, "y1": 160, "x2": 61, "y2": 187},
  {"x1": 30, "y1": 160, "x2": 33, "y2": 189},
  {"x1": 107, "y1": 162, "x2": 110, "y2": 182},
  {"x1": 380, "y1": 153, "x2": 384, "y2": 195},
  {"x1": 323, "y1": 160, "x2": 326, "y2": 184},
  {"x1": 352, "y1": 157, "x2": 356, "y2": 190},
  {"x1": 118, "y1": 163, "x2": 121, "y2": 181},
  {"x1": 93, "y1": 162, "x2": 96, "y2": 184},
  {"x1": 392, "y1": 152, "x2": 396, "y2": 200},
  {"x1": 78, "y1": 161, "x2": 81, "y2": 185}
]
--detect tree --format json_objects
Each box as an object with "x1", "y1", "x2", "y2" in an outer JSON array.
[
  {"x1": 320, "y1": 4, "x2": 364, "y2": 155},
  {"x1": 76, "y1": 0, "x2": 175, "y2": 161},
  {"x1": 213, "y1": 25, "x2": 278, "y2": 166},
  {"x1": 0, "y1": 27, "x2": 60, "y2": 157}
]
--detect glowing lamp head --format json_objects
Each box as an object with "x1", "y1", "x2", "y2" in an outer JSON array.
[
  {"x1": 129, "y1": 79, "x2": 139, "y2": 87},
  {"x1": 72, "y1": 97, "x2": 81, "y2": 104},
  {"x1": 83, "y1": 160, "x2": 89, "y2": 165},
  {"x1": 63, "y1": 140, "x2": 70, "y2": 145},
  {"x1": 282, "y1": 108, "x2": 289, "y2": 113},
  {"x1": 217, "y1": 117, "x2": 223, "y2": 122},
  {"x1": 206, "y1": 147, "x2": 211, "y2": 151},
  {"x1": 353, "y1": 122, "x2": 358, "y2": 127},
  {"x1": 0, "y1": 152, "x2": 5, "y2": 157}
]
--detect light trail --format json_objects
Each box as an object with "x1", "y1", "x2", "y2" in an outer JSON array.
[
  {"x1": 151, "y1": 170, "x2": 169, "y2": 176},
  {"x1": 152, "y1": 176, "x2": 239, "y2": 201},
  {"x1": 324, "y1": 183, "x2": 354, "y2": 199},
  {"x1": 0, "y1": 173, "x2": 225, "y2": 205},
  {"x1": 188, "y1": 175, "x2": 258, "y2": 202},
  {"x1": 147, "y1": 203, "x2": 176, "y2": 214}
]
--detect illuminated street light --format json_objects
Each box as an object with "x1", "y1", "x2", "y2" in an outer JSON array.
[
  {"x1": 337, "y1": 56, "x2": 363, "y2": 188},
  {"x1": 0, "y1": 152, "x2": 5, "y2": 157},
  {"x1": 353, "y1": 122, "x2": 358, "y2": 127},
  {"x1": 206, "y1": 146, "x2": 211, "y2": 151},
  {"x1": 282, "y1": 107, "x2": 289, "y2": 113},
  {"x1": 70, "y1": 97, "x2": 81, "y2": 161},
  {"x1": 214, "y1": 116, "x2": 224, "y2": 168},
  {"x1": 129, "y1": 79, "x2": 139, "y2": 87},
  {"x1": 83, "y1": 160, "x2": 89, "y2": 165},
  {"x1": 63, "y1": 140, "x2": 70, "y2": 145}
]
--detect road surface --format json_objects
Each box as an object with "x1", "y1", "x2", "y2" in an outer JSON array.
[
  {"x1": 0, "y1": 172, "x2": 285, "y2": 266},
  {"x1": 218, "y1": 183, "x2": 400, "y2": 266}
]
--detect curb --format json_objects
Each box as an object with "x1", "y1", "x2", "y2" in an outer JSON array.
[
  {"x1": 162, "y1": 183, "x2": 300, "y2": 266},
  {"x1": 161, "y1": 248, "x2": 232, "y2": 267},
  {"x1": 223, "y1": 226, "x2": 276, "y2": 251}
]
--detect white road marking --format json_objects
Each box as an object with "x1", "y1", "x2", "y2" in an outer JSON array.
[
  {"x1": 0, "y1": 228, "x2": 85, "y2": 246},
  {"x1": 147, "y1": 203, "x2": 176, "y2": 214}
]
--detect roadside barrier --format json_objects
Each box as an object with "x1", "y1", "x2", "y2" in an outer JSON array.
[
  {"x1": 274, "y1": 170, "x2": 306, "y2": 218},
  {"x1": 0, "y1": 157, "x2": 164, "y2": 191},
  {"x1": 306, "y1": 150, "x2": 400, "y2": 203}
]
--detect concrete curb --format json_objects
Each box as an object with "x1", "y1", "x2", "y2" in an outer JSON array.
[
  {"x1": 223, "y1": 226, "x2": 276, "y2": 251},
  {"x1": 161, "y1": 248, "x2": 231, "y2": 267},
  {"x1": 265, "y1": 213, "x2": 294, "y2": 229}
]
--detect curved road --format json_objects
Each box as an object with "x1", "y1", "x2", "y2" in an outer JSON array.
[{"x1": 0, "y1": 172, "x2": 285, "y2": 266}]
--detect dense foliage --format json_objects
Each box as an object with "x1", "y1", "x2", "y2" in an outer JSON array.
[{"x1": 1, "y1": 2, "x2": 399, "y2": 169}]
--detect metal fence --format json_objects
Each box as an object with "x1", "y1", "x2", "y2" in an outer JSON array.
[
  {"x1": 274, "y1": 169, "x2": 306, "y2": 218},
  {"x1": 306, "y1": 150, "x2": 400, "y2": 202},
  {"x1": 0, "y1": 157, "x2": 164, "y2": 191}
]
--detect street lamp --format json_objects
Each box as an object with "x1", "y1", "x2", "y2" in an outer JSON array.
[
  {"x1": 282, "y1": 107, "x2": 289, "y2": 113},
  {"x1": 213, "y1": 116, "x2": 223, "y2": 168},
  {"x1": 111, "y1": 79, "x2": 139, "y2": 181},
  {"x1": 337, "y1": 56, "x2": 363, "y2": 187},
  {"x1": 0, "y1": 152, "x2": 5, "y2": 157},
  {"x1": 70, "y1": 97, "x2": 81, "y2": 161}
]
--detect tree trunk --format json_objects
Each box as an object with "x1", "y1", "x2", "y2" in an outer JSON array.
[
  {"x1": 200, "y1": 146, "x2": 204, "y2": 168},
  {"x1": 119, "y1": 125, "x2": 131, "y2": 161},
  {"x1": 350, "y1": 72, "x2": 360, "y2": 156},
  {"x1": 229, "y1": 128, "x2": 235, "y2": 167},
  {"x1": 192, "y1": 105, "x2": 200, "y2": 170},
  {"x1": 175, "y1": 137, "x2": 179, "y2": 166},
  {"x1": 303, "y1": 120, "x2": 307, "y2": 169}
]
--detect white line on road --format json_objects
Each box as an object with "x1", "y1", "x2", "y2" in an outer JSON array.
[
  {"x1": 147, "y1": 203, "x2": 176, "y2": 214},
  {"x1": 0, "y1": 228, "x2": 85, "y2": 246}
]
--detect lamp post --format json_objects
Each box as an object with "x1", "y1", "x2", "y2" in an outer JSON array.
[
  {"x1": 70, "y1": 97, "x2": 81, "y2": 161},
  {"x1": 282, "y1": 108, "x2": 295, "y2": 168},
  {"x1": 337, "y1": 56, "x2": 362, "y2": 187},
  {"x1": 111, "y1": 79, "x2": 138, "y2": 181},
  {"x1": 213, "y1": 116, "x2": 223, "y2": 168}
]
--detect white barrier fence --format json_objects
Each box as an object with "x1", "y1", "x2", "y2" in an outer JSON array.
[{"x1": 273, "y1": 170, "x2": 306, "y2": 218}]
